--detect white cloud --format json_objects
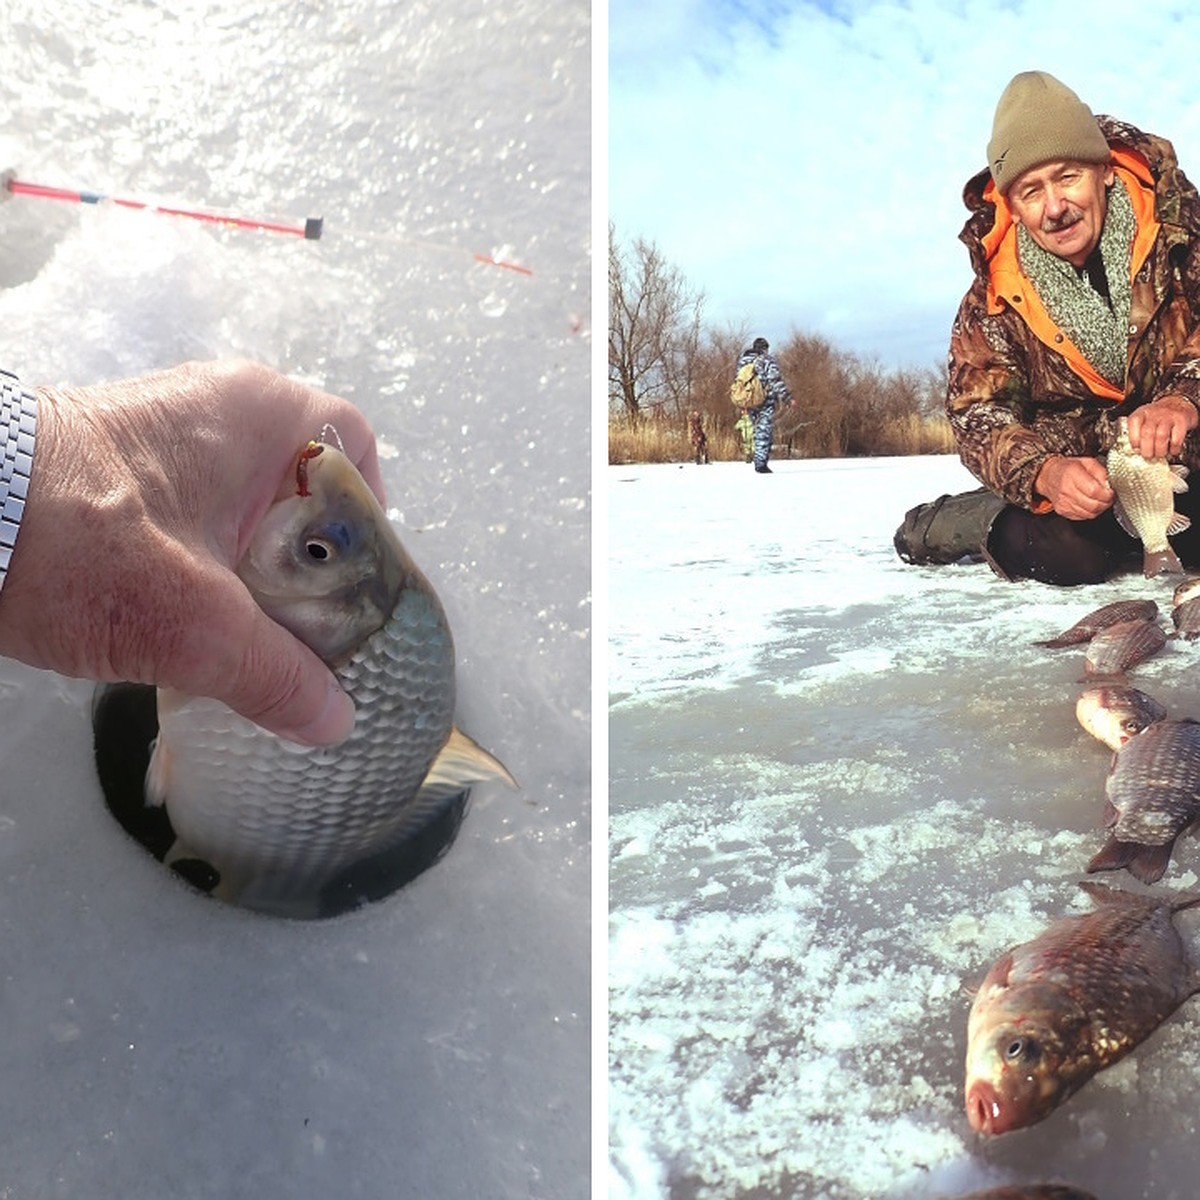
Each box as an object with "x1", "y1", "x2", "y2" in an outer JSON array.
[{"x1": 610, "y1": 0, "x2": 1200, "y2": 367}]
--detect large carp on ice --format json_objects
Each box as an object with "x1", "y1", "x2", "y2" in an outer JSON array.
[{"x1": 145, "y1": 439, "x2": 514, "y2": 917}]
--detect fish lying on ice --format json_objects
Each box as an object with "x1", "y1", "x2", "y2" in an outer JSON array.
[
  {"x1": 1106, "y1": 416, "x2": 1189, "y2": 577},
  {"x1": 1086, "y1": 718, "x2": 1200, "y2": 883},
  {"x1": 1173, "y1": 576, "x2": 1200, "y2": 608},
  {"x1": 1033, "y1": 598, "x2": 1158, "y2": 648},
  {"x1": 1172, "y1": 595, "x2": 1200, "y2": 640},
  {"x1": 1080, "y1": 617, "x2": 1166, "y2": 680},
  {"x1": 964, "y1": 883, "x2": 1200, "y2": 1136},
  {"x1": 145, "y1": 439, "x2": 516, "y2": 917},
  {"x1": 1075, "y1": 683, "x2": 1167, "y2": 750}
]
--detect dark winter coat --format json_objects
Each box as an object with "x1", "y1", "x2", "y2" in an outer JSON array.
[{"x1": 946, "y1": 117, "x2": 1200, "y2": 510}]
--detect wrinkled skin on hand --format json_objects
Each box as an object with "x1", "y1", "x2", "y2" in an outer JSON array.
[{"x1": 0, "y1": 360, "x2": 383, "y2": 745}]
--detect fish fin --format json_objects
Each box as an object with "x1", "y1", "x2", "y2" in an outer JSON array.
[
  {"x1": 1168, "y1": 513, "x2": 1192, "y2": 535},
  {"x1": 1102, "y1": 798, "x2": 1119, "y2": 828},
  {"x1": 1033, "y1": 633, "x2": 1084, "y2": 649},
  {"x1": 1112, "y1": 499, "x2": 1137, "y2": 539},
  {"x1": 1086, "y1": 837, "x2": 1175, "y2": 884},
  {"x1": 420, "y1": 726, "x2": 518, "y2": 797},
  {"x1": 145, "y1": 737, "x2": 170, "y2": 807},
  {"x1": 1144, "y1": 546, "x2": 1185, "y2": 577},
  {"x1": 1172, "y1": 463, "x2": 1190, "y2": 490}
]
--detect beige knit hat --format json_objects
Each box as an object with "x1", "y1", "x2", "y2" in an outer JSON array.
[{"x1": 987, "y1": 71, "x2": 1110, "y2": 194}]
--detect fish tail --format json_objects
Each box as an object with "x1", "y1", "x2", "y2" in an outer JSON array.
[
  {"x1": 1144, "y1": 545, "x2": 1184, "y2": 577},
  {"x1": 1085, "y1": 836, "x2": 1174, "y2": 883}
]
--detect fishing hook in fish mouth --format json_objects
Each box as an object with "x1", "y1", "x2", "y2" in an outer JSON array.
[{"x1": 296, "y1": 441, "x2": 325, "y2": 497}]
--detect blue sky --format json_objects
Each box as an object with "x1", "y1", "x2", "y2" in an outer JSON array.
[{"x1": 608, "y1": 0, "x2": 1200, "y2": 369}]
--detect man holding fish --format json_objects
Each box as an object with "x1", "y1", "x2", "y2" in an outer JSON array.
[{"x1": 896, "y1": 71, "x2": 1200, "y2": 584}]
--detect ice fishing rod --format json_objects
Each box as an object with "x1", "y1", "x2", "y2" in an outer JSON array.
[{"x1": 1, "y1": 172, "x2": 533, "y2": 275}]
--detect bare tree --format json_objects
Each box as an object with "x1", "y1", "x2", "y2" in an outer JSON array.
[{"x1": 608, "y1": 225, "x2": 705, "y2": 420}]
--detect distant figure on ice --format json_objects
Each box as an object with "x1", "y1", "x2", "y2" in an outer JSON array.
[
  {"x1": 895, "y1": 70, "x2": 1200, "y2": 585},
  {"x1": 732, "y1": 337, "x2": 791, "y2": 474},
  {"x1": 688, "y1": 410, "x2": 710, "y2": 465},
  {"x1": 733, "y1": 409, "x2": 754, "y2": 462}
]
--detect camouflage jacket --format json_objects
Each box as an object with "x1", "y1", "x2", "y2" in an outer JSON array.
[
  {"x1": 947, "y1": 117, "x2": 1200, "y2": 509},
  {"x1": 735, "y1": 349, "x2": 792, "y2": 409}
]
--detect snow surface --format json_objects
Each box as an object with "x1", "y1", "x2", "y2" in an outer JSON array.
[
  {"x1": 609, "y1": 456, "x2": 1200, "y2": 1200},
  {"x1": 0, "y1": 2, "x2": 589, "y2": 1197}
]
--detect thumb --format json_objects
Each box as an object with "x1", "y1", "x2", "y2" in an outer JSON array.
[{"x1": 218, "y1": 609, "x2": 357, "y2": 746}]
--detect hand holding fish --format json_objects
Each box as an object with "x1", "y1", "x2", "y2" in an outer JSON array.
[
  {"x1": 1125, "y1": 393, "x2": 1199, "y2": 460},
  {"x1": 0, "y1": 360, "x2": 383, "y2": 746},
  {"x1": 1034, "y1": 455, "x2": 1114, "y2": 520}
]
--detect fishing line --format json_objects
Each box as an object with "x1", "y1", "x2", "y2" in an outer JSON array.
[{"x1": 1, "y1": 173, "x2": 532, "y2": 275}]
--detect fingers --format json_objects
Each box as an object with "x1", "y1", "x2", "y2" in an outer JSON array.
[
  {"x1": 218, "y1": 607, "x2": 358, "y2": 746},
  {"x1": 1126, "y1": 397, "x2": 1198, "y2": 460}
]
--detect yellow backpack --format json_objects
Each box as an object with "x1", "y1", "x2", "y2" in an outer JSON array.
[{"x1": 730, "y1": 360, "x2": 765, "y2": 409}]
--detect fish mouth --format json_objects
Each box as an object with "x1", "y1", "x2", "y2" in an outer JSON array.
[{"x1": 965, "y1": 1079, "x2": 1010, "y2": 1135}]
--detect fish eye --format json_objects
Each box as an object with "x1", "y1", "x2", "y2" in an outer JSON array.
[
  {"x1": 1003, "y1": 1036, "x2": 1037, "y2": 1062},
  {"x1": 305, "y1": 538, "x2": 337, "y2": 562}
]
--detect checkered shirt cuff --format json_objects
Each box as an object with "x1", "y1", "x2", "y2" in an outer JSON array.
[{"x1": 0, "y1": 369, "x2": 37, "y2": 594}]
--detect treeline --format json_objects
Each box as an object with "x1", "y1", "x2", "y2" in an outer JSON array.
[{"x1": 609, "y1": 227, "x2": 955, "y2": 463}]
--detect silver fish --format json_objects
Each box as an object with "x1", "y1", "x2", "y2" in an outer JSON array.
[
  {"x1": 146, "y1": 440, "x2": 515, "y2": 916},
  {"x1": 965, "y1": 884, "x2": 1200, "y2": 1136},
  {"x1": 1087, "y1": 718, "x2": 1200, "y2": 883},
  {"x1": 1080, "y1": 617, "x2": 1166, "y2": 680},
  {"x1": 1075, "y1": 684, "x2": 1167, "y2": 750},
  {"x1": 1033, "y1": 598, "x2": 1159, "y2": 648},
  {"x1": 1106, "y1": 417, "x2": 1189, "y2": 576}
]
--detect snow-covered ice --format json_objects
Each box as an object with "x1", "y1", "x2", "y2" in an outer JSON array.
[
  {"x1": 609, "y1": 456, "x2": 1200, "y2": 1200},
  {"x1": 0, "y1": 2, "x2": 589, "y2": 1196}
]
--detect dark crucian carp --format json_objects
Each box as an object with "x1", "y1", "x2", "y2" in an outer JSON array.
[
  {"x1": 1172, "y1": 595, "x2": 1200, "y2": 640},
  {"x1": 965, "y1": 883, "x2": 1200, "y2": 1136},
  {"x1": 1033, "y1": 598, "x2": 1158, "y2": 648},
  {"x1": 1080, "y1": 618, "x2": 1166, "y2": 681},
  {"x1": 1086, "y1": 718, "x2": 1200, "y2": 883}
]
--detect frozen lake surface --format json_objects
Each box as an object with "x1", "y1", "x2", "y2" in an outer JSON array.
[
  {"x1": 0, "y1": 2, "x2": 589, "y2": 1197},
  {"x1": 609, "y1": 456, "x2": 1200, "y2": 1200}
]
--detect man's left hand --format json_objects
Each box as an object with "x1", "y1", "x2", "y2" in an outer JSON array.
[{"x1": 1126, "y1": 394, "x2": 1199, "y2": 459}]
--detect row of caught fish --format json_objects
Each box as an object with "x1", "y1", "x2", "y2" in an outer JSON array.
[{"x1": 964, "y1": 592, "x2": 1200, "y2": 1150}]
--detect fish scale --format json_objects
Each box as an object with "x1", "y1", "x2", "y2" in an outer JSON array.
[{"x1": 1087, "y1": 718, "x2": 1200, "y2": 883}]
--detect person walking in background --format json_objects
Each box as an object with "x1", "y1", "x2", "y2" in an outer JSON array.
[
  {"x1": 688, "y1": 409, "x2": 710, "y2": 465},
  {"x1": 734, "y1": 337, "x2": 792, "y2": 474}
]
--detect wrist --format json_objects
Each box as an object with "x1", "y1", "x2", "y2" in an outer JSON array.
[{"x1": 0, "y1": 370, "x2": 38, "y2": 595}]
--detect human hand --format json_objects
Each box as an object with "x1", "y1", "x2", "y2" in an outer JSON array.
[
  {"x1": 0, "y1": 360, "x2": 383, "y2": 745},
  {"x1": 1034, "y1": 455, "x2": 1115, "y2": 520},
  {"x1": 1126, "y1": 394, "x2": 1199, "y2": 459}
]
